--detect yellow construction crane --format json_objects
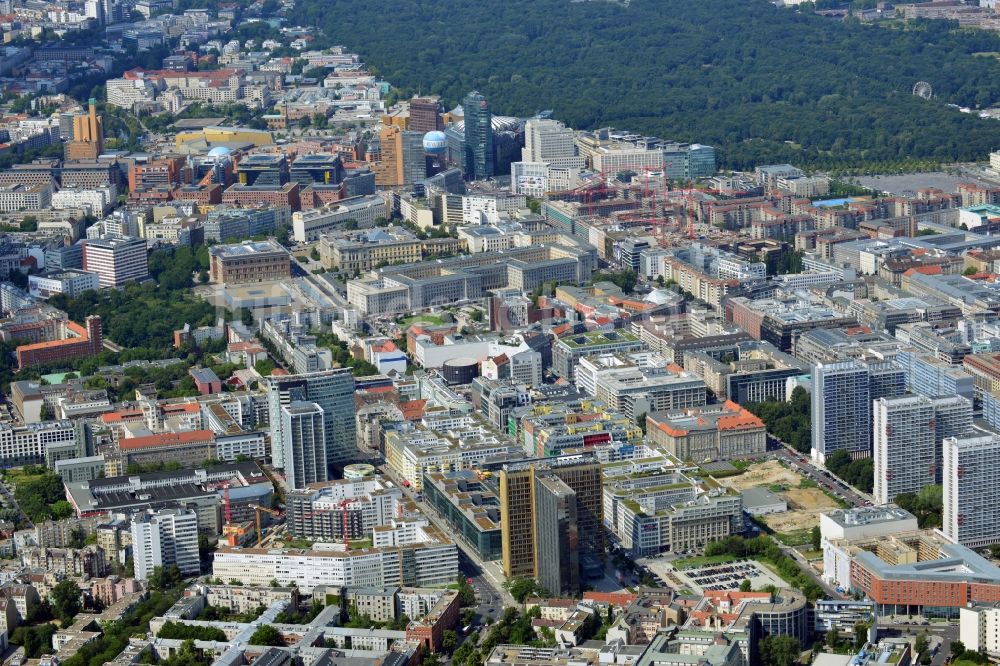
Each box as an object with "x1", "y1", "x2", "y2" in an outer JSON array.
[{"x1": 251, "y1": 504, "x2": 282, "y2": 547}]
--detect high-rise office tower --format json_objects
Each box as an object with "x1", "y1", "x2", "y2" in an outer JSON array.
[
  {"x1": 943, "y1": 433, "x2": 1000, "y2": 548},
  {"x1": 373, "y1": 125, "x2": 425, "y2": 186},
  {"x1": 281, "y1": 402, "x2": 327, "y2": 489},
  {"x1": 266, "y1": 369, "x2": 357, "y2": 476},
  {"x1": 130, "y1": 508, "x2": 199, "y2": 581},
  {"x1": 498, "y1": 455, "x2": 604, "y2": 591},
  {"x1": 534, "y1": 474, "x2": 580, "y2": 597},
  {"x1": 409, "y1": 96, "x2": 443, "y2": 133},
  {"x1": 812, "y1": 360, "x2": 905, "y2": 464},
  {"x1": 523, "y1": 119, "x2": 584, "y2": 170},
  {"x1": 462, "y1": 91, "x2": 495, "y2": 181},
  {"x1": 65, "y1": 98, "x2": 104, "y2": 161},
  {"x1": 85, "y1": 0, "x2": 104, "y2": 24}
]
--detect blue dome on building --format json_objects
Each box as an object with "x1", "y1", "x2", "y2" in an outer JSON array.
[{"x1": 422, "y1": 131, "x2": 448, "y2": 155}]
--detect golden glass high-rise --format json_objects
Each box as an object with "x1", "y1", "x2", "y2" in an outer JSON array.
[{"x1": 498, "y1": 456, "x2": 605, "y2": 593}]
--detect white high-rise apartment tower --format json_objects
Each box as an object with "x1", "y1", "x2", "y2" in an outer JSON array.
[
  {"x1": 130, "y1": 508, "x2": 199, "y2": 581},
  {"x1": 943, "y1": 433, "x2": 1000, "y2": 548},
  {"x1": 874, "y1": 395, "x2": 971, "y2": 505}
]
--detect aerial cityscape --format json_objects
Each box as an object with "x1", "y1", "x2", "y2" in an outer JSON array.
[{"x1": 5, "y1": 0, "x2": 1000, "y2": 665}]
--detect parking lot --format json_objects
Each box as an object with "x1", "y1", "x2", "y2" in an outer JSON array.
[{"x1": 666, "y1": 560, "x2": 788, "y2": 594}]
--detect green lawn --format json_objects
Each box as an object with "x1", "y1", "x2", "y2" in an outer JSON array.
[
  {"x1": 673, "y1": 554, "x2": 739, "y2": 569},
  {"x1": 772, "y1": 529, "x2": 813, "y2": 547},
  {"x1": 401, "y1": 313, "x2": 445, "y2": 326}
]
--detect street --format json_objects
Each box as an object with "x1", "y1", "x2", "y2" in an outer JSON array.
[
  {"x1": 377, "y1": 463, "x2": 517, "y2": 614},
  {"x1": 770, "y1": 441, "x2": 873, "y2": 508}
]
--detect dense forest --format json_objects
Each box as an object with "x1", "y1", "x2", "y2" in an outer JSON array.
[{"x1": 296, "y1": 0, "x2": 1000, "y2": 169}]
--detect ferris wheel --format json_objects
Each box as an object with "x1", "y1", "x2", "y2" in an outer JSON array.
[{"x1": 912, "y1": 81, "x2": 933, "y2": 100}]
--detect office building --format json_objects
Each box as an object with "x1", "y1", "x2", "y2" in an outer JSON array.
[
  {"x1": 66, "y1": 463, "x2": 271, "y2": 526},
  {"x1": 422, "y1": 470, "x2": 502, "y2": 561},
  {"x1": 290, "y1": 153, "x2": 343, "y2": 186},
  {"x1": 374, "y1": 125, "x2": 425, "y2": 186},
  {"x1": 581, "y1": 361, "x2": 707, "y2": 421},
  {"x1": 28, "y1": 270, "x2": 100, "y2": 299},
  {"x1": 646, "y1": 401, "x2": 766, "y2": 462},
  {"x1": 812, "y1": 360, "x2": 905, "y2": 464},
  {"x1": 534, "y1": 474, "x2": 580, "y2": 597},
  {"x1": 604, "y1": 466, "x2": 743, "y2": 556},
  {"x1": 944, "y1": 433, "x2": 1000, "y2": 548},
  {"x1": 463, "y1": 91, "x2": 495, "y2": 180},
  {"x1": 212, "y1": 520, "x2": 458, "y2": 592},
  {"x1": 266, "y1": 369, "x2": 357, "y2": 474},
  {"x1": 82, "y1": 237, "x2": 149, "y2": 288},
  {"x1": 208, "y1": 240, "x2": 291, "y2": 284},
  {"x1": 236, "y1": 154, "x2": 288, "y2": 186},
  {"x1": 409, "y1": 96, "x2": 443, "y2": 133},
  {"x1": 553, "y1": 330, "x2": 645, "y2": 383},
  {"x1": 291, "y1": 194, "x2": 389, "y2": 242},
  {"x1": 523, "y1": 119, "x2": 584, "y2": 170},
  {"x1": 874, "y1": 395, "x2": 972, "y2": 505},
  {"x1": 130, "y1": 507, "x2": 199, "y2": 581},
  {"x1": 385, "y1": 427, "x2": 518, "y2": 491},
  {"x1": 499, "y1": 456, "x2": 604, "y2": 587},
  {"x1": 0, "y1": 183, "x2": 52, "y2": 212},
  {"x1": 0, "y1": 420, "x2": 77, "y2": 468},
  {"x1": 65, "y1": 99, "x2": 104, "y2": 161},
  {"x1": 280, "y1": 402, "x2": 327, "y2": 490}
]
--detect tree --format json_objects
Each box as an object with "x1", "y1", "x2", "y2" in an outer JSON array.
[
  {"x1": 811, "y1": 525, "x2": 821, "y2": 552},
  {"x1": 148, "y1": 564, "x2": 183, "y2": 591},
  {"x1": 952, "y1": 641, "x2": 967, "y2": 658},
  {"x1": 506, "y1": 577, "x2": 540, "y2": 603},
  {"x1": 826, "y1": 627, "x2": 840, "y2": 648},
  {"x1": 760, "y1": 635, "x2": 801, "y2": 666},
  {"x1": 249, "y1": 624, "x2": 284, "y2": 646},
  {"x1": 50, "y1": 579, "x2": 82, "y2": 626},
  {"x1": 739, "y1": 579, "x2": 752, "y2": 592},
  {"x1": 853, "y1": 621, "x2": 869, "y2": 650},
  {"x1": 915, "y1": 632, "x2": 929, "y2": 658},
  {"x1": 198, "y1": 534, "x2": 215, "y2": 557},
  {"x1": 456, "y1": 575, "x2": 477, "y2": 606},
  {"x1": 441, "y1": 629, "x2": 458, "y2": 651},
  {"x1": 636, "y1": 412, "x2": 647, "y2": 435}
]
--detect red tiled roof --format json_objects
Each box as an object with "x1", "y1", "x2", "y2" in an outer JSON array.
[{"x1": 119, "y1": 430, "x2": 214, "y2": 450}]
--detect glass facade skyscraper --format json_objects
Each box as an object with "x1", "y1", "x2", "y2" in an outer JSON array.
[
  {"x1": 266, "y1": 369, "x2": 357, "y2": 481},
  {"x1": 463, "y1": 90, "x2": 495, "y2": 181}
]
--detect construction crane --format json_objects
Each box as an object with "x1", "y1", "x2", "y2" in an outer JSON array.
[{"x1": 251, "y1": 504, "x2": 282, "y2": 547}]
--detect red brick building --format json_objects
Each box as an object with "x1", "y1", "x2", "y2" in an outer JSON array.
[
  {"x1": 222, "y1": 183, "x2": 300, "y2": 211},
  {"x1": 15, "y1": 315, "x2": 102, "y2": 370},
  {"x1": 849, "y1": 541, "x2": 1000, "y2": 617},
  {"x1": 405, "y1": 589, "x2": 460, "y2": 652},
  {"x1": 172, "y1": 184, "x2": 223, "y2": 205}
]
